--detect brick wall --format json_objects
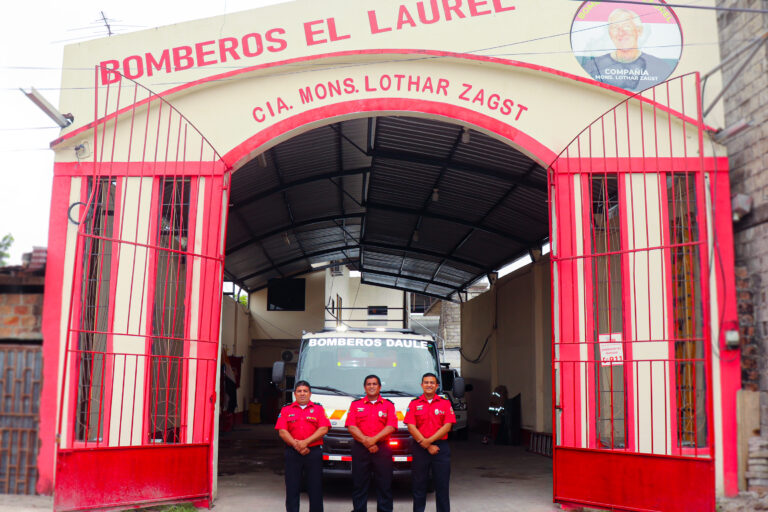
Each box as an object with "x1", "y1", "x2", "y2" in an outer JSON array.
[{"x1": 0, "y1": 275, "x2": 44, "y2": 341}]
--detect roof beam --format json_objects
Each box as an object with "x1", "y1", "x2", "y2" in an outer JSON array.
[
  {"x1": 246, "y1": 258, "x2": 360, "y2": 293},
  {"x1": 231, "y1": 209, "x2": 285, "y2": 278},
  {"x1": 233, "y1": 239, "x2": 484, "y2": 284},
  {"x1": 400, "y1": 126, "x2": 464, "y2": 286},
  {"x1": 238, "y1": 245, "x2": 362, "y2": 283},
  {"x1": 360, "y1": 267, "x2": 462, "y2": 290},
  {"x1": 366, "y1": 201, "x2": 533, "y2": 246},
  {"x1": 270, "y1": 150, "x2": 310, "y2": 262},
  {"x1": 425, "y1": 161, "x2": 542, "y2": 291},
  {"x1": 226, "y1": 213, "x2": 364, "y2": 256},
  {"x1": 360, "y1": 277, "x2": 458, "y2": 303},
  {"x1": 361, "y1": 241, "x2": 483, "y2": 271},
  {"x1": 370, "y1": 147, "x2": 547, "y2": 193},
  {"x1": 231, "y1": 166, "x2": 370, "y2": 213}
]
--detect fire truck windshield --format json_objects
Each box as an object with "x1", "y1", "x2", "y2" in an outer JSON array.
[{"x1": 297, "y1": 336, "x2": 440, "y2": 397}]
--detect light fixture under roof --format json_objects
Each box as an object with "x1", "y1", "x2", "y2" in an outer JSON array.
[{"x1": 461, "y1": 127, "x2": 471, "y2": 144}]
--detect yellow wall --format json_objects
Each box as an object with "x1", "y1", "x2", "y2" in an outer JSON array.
[
  {"x1": 248, "y1": 271, "x2": 326, "y2": 339},
  {"x1": 461, "y1": 257, "x2": 552, "y2": 434},
  {"x1": 325, "y1": 267, "x2": 406, "y2": 330}
]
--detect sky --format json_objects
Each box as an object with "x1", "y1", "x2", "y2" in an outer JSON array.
[{"x1": 0, "y1": 0, "x2": 289, "y2": 265}]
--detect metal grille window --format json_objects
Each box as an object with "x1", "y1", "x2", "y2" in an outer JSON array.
[
  {"x1": 148, "y1": 178, "x2": 190, "y2": 444},
  {"x1": 589, "y1": 176, "x2": 626, "y2": 449},
  {"x1": 0, "y1": 345, "x2": 42, "y2": 494},
  {"x1": 667, "y1": 174, "x2": 707, "y2": 448},
  {"x1": 75, "y1": 178, "x2": 116, "y2": 442}
]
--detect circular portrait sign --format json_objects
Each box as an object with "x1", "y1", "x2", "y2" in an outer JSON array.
[{"x1": 571, "y1": 1, "x2": 682, "y2": 92}]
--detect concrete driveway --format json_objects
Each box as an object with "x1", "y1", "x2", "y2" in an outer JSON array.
[{"x1": 213, "y1": 424, "x2": 559, "y2": 512}]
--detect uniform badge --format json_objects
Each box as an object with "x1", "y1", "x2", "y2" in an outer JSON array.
[
  {"x1": 435, "y1": 409, "x2": 440, "y2": 415},
  {"x1": 357, "y1": 407, "x2": 365, "y2": 412},
  {"x1": 416, "y1": 405, "x2": 423, "y2": 411},
  {"x1": 310, "y1": 408, "x2": 314, "y2": 413},
  {"x1": 378, "y1": 410, "x2": 384, "y2": 417}
]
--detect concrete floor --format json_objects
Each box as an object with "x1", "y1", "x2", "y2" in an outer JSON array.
[
  {"x1": 0, "y1": 424, "x2": 559, "y2": 512},
  {"x1": 213, "y1": 424, "x2": 560, "y2": 512}
]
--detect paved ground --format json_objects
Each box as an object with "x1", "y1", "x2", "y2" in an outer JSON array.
[
  {"x1": 213, "y1": 424, "x2": 560, "y2": 512},
  {"x1": 0, "y1": 426, "x2": 762, "y2": 511}
]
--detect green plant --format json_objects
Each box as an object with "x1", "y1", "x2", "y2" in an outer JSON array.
[{"x1": 0, "y1": 233, "x2": 13, "y2": 266}]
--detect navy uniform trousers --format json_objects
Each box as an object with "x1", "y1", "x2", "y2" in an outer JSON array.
[
  {"x1": 411, "y1": 441, "x2": 450, "y2": 512},
  {"x1": 285, "y1": 445, "x2": 323, "y2": 512},
  {"x1": 351, "y1": 441, "x2": 393, "y2": 512}
]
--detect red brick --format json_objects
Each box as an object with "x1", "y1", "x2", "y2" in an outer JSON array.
[
  {"x1": 3, "y1": 315, "x2": 19, "y2": 326},
  {"x1": 22, "y1": 294, "x2": 43, "y2": 306},
  {"x1": 20, "y1": 316, "x2": 37, "y2": 329},
  {"x1": 13, "y1": 305, "x2": 29, "y2": 315}
]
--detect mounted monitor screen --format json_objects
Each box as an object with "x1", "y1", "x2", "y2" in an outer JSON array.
[{"x1": 267, "y1": 278, "x2": 306, "y2": 311}]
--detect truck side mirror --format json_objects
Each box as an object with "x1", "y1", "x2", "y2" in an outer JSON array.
[
  {"x1": 272, "y1": 361, "x2": 285, "y2": 389},
  {"x1": 453, "y1": 377, "x2": 466, "y2": 398}
]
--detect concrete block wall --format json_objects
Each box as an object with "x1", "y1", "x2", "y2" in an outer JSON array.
[
  {"x1": 716, "y1": 0, "x2": 768, "y2": 493},
  {"x1": 439, "y1": 301, "x2": 461, "y2": 349}
]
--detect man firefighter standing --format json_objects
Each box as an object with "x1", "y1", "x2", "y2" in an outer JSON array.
[
  {"x1": 404, "y1": 372, "x2": 456, "y2": 512},
  {"x1": 275, "y1": 380, "x2": 331, "y2": 512},
  {"x1": 345, "y1": 374, "x2": 398, "y2": 512}
]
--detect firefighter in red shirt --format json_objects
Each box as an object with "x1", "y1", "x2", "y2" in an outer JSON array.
[
  {"x1": 404, "y1": 372, "x2": 456, "y2": 512},
  {"x1": 275, "y1": 380, "x2": 331, "y2": 512},
  {"x1": 345, "y1": 374, "x2": 398, "y2": 512}
]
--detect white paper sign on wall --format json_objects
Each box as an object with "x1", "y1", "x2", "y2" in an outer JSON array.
[{"x1": 598, "y1": 333, "x2": 624, "y2": 367}]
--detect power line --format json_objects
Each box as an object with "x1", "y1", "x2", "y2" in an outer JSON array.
[
  {"x1": 0, "y1": 38, "x2": 729, "y2": 93},
  {"x1": 0, "y1": 127, "x2": 59, "y2": 131},
  {"x1": 569, "y1": 0, "x2": 768, "y2": 14}
]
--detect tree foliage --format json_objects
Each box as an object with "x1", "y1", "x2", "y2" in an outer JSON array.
[{"x1": 0, "y1": 233, "x2": 13, "y2": 267}]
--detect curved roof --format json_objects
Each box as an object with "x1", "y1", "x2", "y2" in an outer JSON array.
[{"x1": 225, "y1": 115, "x2": 549, "y2": 299}]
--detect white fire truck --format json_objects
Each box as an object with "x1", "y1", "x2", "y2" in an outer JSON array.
[{"x1": 272, "y1": 330, "x2": 465, "y2": 476}]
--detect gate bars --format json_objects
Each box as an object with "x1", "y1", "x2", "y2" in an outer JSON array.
[
  {"x1": 56, "y1": 66, "x2": 229, "y2": 454},
  {"x1": 548, "y1": 73, "x2": 714, "y2": 460}
]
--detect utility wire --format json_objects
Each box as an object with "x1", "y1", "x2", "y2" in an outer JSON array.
[{"x1": 568, "y1": 0, "x2": 768, "y2": 14}]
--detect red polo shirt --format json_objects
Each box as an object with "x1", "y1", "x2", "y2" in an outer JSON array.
[
  {"x1": 275, "y1": 401, "x2": 331, "y2": 447},
  {"x1": 403, "y1": 395, "x2": 456, "y2": 440},
  {"x1": 345, "y1": 396, "x2": 398, "y2": 439}
]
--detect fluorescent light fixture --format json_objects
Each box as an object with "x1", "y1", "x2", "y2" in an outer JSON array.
[
  {"x1": 542, "y1": 242, "x2": 551, "y2": 255},
  {"x1": 461, "y1": 127, "x2": 471, "y2": 144},
  {"x1": 375, "y1": 327, "x2": 386, "y2": 332},
  {"x1": 349, "y1": 270, "x2": 361, "y2": 277},
  {"x1": 21, "y1": 87, "x2": 73, "y2": 128},
  {"x1": 712, "y1": 119, "x2": 751, "y2": 143},
  {"x1": 311, "y1": 261, "x2": 330, "y2": 268},
  {"x1": 497, "y1": 254, "x2": 533, "y2": 278},
  {"x1": 336, "y1": 324, "x2": 348, "y2": 332}
]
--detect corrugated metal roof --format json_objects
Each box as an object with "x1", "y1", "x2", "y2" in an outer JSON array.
[{"x1": 225, "y1": 115, "x2": 549, "y2": 299}]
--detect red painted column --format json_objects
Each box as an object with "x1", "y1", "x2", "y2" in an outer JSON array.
[
  {"x1": 37, "y1": 173, "x2": 73, "y2": 494},
  {"x1": 710, "y1": 160, "x2": 740, "y2": 496}
]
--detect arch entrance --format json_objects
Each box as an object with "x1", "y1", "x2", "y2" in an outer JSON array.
[{"x1": 42, "y1": 55, "x2": 728, "y2": 512}]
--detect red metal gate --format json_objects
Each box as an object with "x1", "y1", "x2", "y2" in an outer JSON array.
[
  {"x1": 548, "y1": 73, "x2": 715, "y2": 511},
  {"x1": 54, "y1": 68, "x2": 229, "y2": 511}
]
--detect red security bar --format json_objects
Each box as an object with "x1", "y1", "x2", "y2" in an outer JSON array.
[
  {"x1": 54, "y1": 66, "x2": 230, "y2": 511},
  {"x1": 547, "y1": 73, "x2": 715, "y2": 511}
]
